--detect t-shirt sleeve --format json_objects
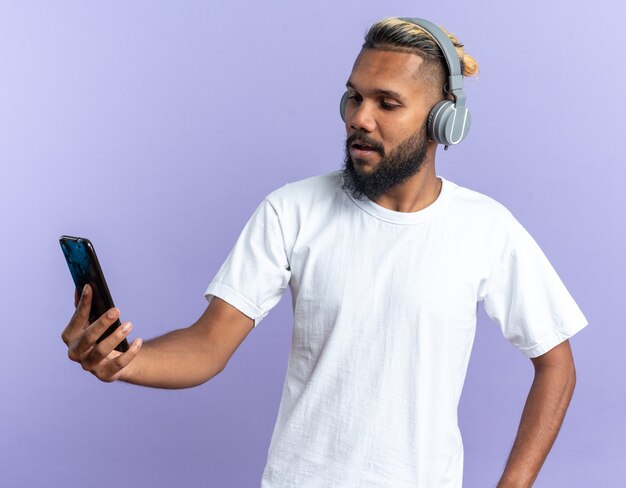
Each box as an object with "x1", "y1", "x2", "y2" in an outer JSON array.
[
  {"x1": 481, "y1": 211, "x2": 588, "y2": 358},
  {"x1": 205, "y1": 199, "x2": 291, "y2": 326}
]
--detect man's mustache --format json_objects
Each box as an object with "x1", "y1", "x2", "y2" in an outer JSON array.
[{"x1": 346, "y1": 133, "x2": 384, "y2": 156}]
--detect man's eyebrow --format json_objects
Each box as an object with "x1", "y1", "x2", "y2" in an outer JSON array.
[{"x1": 345, "y1": 81, "x2": 405, "y2": 101}]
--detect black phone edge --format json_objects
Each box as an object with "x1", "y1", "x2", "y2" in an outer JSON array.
[{"x1": 59, "y1": 235, "x2": 130, "y2": 353}]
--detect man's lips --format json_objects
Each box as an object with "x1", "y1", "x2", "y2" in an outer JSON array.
[
  {"x1": 350, "y1": 142, "x2": 381, "y2": 159},
  {"x1": 352, "y1": 143, "x2": 375, "y2": 151},
  {"x1": 346, "y1": 133, "x2": 384, "y2": 160}
]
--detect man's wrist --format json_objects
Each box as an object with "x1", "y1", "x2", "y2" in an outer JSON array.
[{"x1": 117, "y1": 345, "x2": 144, "y2": 384}]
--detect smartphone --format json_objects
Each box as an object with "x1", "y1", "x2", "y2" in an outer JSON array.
[{"x1": 59, "y1": 236, "x2": 129, "y2": 353}]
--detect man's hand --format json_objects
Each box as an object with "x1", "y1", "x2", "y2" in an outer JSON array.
[{"x1": 62, "y1": 284, "x2": 142, "y2": 382}]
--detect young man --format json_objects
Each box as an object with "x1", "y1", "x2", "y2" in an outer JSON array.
[{"x1": 62, "y1": 17, "x2": 588, "y2": 488}]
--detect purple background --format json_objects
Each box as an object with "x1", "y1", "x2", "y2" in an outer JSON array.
[{"x1": 1, "y1": 1, "x2": 623, "y2": 486}]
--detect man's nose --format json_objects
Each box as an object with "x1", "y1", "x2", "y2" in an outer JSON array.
[{"x1": 348, "y1": 102, "x2": 376, "y2": 133}]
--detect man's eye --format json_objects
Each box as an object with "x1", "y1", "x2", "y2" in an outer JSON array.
[
  {"x1": 380, "y1": 101, "x2": 398, "y2": 110},
  {"x1": 348, "y1": 95, "x2": 362, "y2": 104}
]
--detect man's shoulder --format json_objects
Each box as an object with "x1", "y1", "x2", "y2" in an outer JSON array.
[
  {"x1": 444, "y1": 177, "x2": 513, "y2": 222},
  {"x1": 265, "y1": 171, "x2": 343, "y2": 208}
]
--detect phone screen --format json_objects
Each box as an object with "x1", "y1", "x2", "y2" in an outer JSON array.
[{"x1": 60, "y1": 236, "x2": 129, "y2": 353}]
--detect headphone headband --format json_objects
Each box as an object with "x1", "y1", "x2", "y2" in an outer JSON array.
[{"x1": 398, "y1": 17, "x2": 466, "y2": 108}]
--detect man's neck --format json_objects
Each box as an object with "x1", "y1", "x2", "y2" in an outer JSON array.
[{"x1": 373, "y1": 147, "x2": 441, "y2": 213}]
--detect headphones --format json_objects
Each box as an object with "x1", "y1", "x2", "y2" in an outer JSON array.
[{"x1": 340, "y1": 17, "x2": 471, "y2": 149}]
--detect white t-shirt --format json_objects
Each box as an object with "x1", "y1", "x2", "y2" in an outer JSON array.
[{"x1": 205, "y1": 171, "x2": 588, "y2": 488}]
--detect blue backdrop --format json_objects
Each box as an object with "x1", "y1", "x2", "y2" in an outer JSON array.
[{"x1": 0, "y1": 1, "x2": 623, "y2": 486}]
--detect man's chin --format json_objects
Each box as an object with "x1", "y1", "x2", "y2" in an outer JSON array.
[
  {"x1": 351, "y1": 160, "x2": 376, "y2": 175},
  {"x1": 341, "y1": 159, "x2": 378, "y2": 200}
]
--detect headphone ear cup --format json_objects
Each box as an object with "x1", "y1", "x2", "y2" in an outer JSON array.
[
  {"x1": 447, "y1": 106, "x2": 471, "y2": 145},
  {"x1": 427, "y1": 100, "x2": 455, "y2": 145},
  {"x1": 339, "y1": 92, "x2": 349, "y2": 122},
  {"x1": 427, "y1": 100, "x2": 471, "y2": 146}
]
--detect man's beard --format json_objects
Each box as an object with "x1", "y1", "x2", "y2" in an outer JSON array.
[{"x1": 341, "y1": 127, "x2": 429, "y2": 201}]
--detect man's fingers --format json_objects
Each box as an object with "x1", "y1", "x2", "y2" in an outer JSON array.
[
  {"x1": 62, "y1": 284, "x2": 140, "y2": 384},
  {"x1": 62, "y1": 285, "x2": 93, "y2": 345},
  {"x1": 85, "y1": 321, "x2": 133, "y2": 365},
  {"x1": 100, "y1": 338, "x2": 143, "y2": 381},
  {"x1": 68, "y1": 307, "x2": 120, "y2": 361}
]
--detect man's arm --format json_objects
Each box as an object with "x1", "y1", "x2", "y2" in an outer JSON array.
[
  {"x1": 62, "y1": 284, "x2": 254, "y2": 389},
  {"x1": 496, "y1": 340, "x2": 577, "y2": 488}
]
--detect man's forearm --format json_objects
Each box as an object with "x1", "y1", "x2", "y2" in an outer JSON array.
[
  {"x1": 120, "y1": 325, "x2": 224, "y2": 389},
  {"x1": 496, "y1": 359, "x2": 576, "y2": 487}
]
